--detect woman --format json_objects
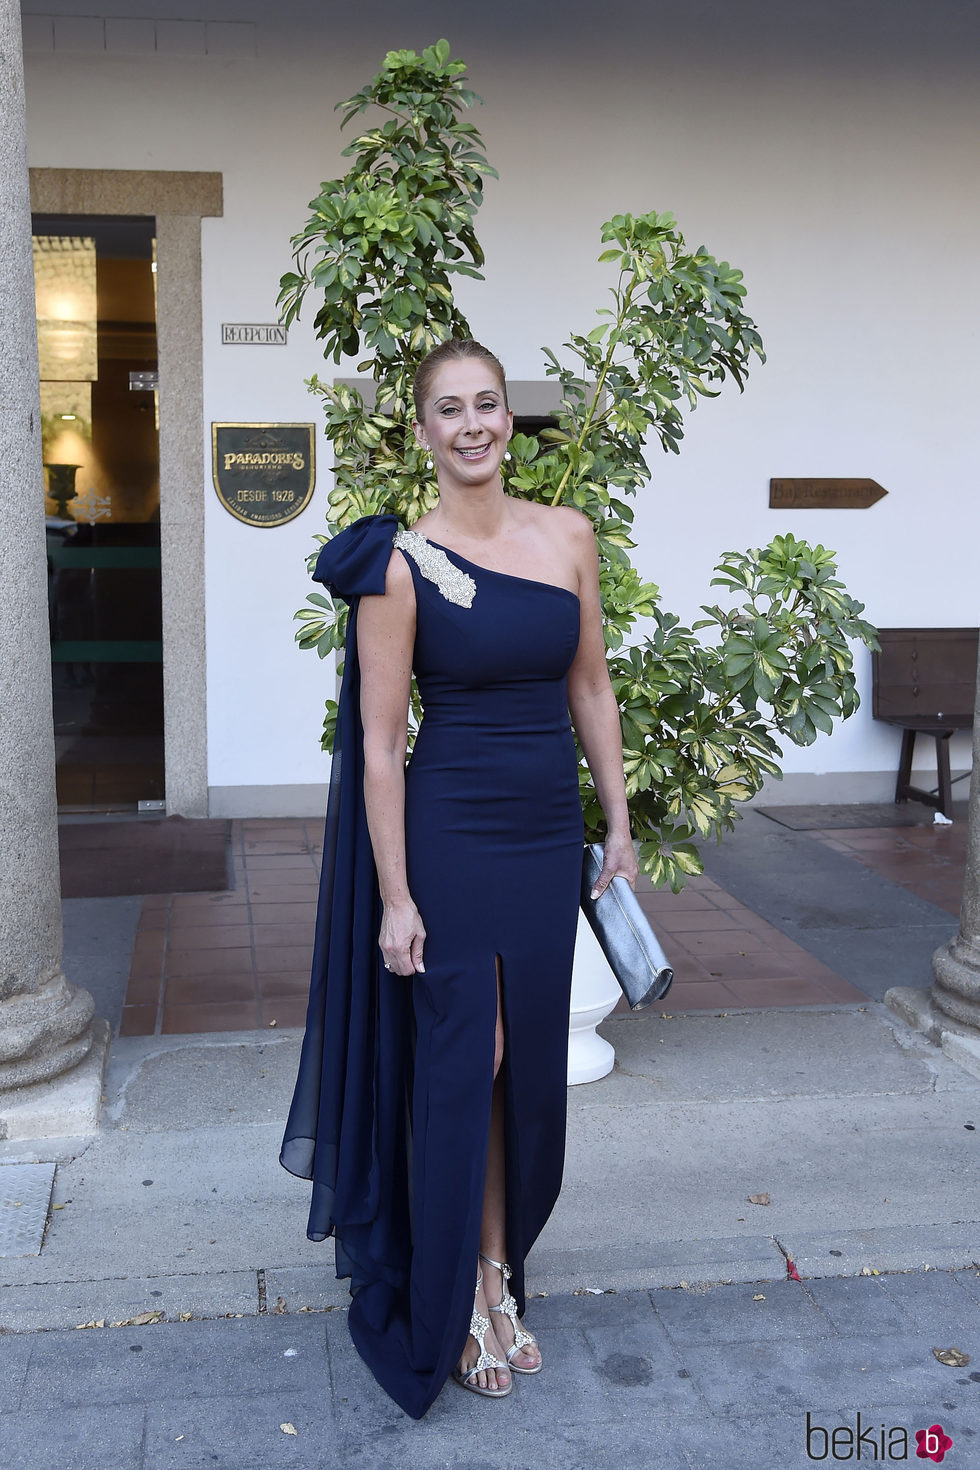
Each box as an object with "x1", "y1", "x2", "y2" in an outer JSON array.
[{"x1": 280, "y1": 338, "x2": 637, "y2": 1418}]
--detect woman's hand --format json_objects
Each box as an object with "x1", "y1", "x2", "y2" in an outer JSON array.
[
  {"x1": 380, "y1": 898, "x2": 426, "y2": 975},
  {"x1": 590, "y1": 830, "x2": 638, "y2": 900}
]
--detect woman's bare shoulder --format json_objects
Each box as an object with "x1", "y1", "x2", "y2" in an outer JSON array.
[
  {"x1": 520, "y1": 501, "x2": 595, "y2": 554},
  {"x1": 364, "y1": 542, "x2": 416, "y2": 605}
]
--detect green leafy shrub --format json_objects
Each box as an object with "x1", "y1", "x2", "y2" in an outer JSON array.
[{"x1": 282, "y1": 39, "x2": 879, "y2": 889}]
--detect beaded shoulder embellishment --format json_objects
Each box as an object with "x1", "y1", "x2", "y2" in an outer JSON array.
[{"x1": 392, "y1": 529, "x2": 476, "y2": 608}]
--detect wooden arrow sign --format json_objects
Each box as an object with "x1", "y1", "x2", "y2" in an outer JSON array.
[{"x1": 769, "y1": 478, "x2": 888, "y2": 509}]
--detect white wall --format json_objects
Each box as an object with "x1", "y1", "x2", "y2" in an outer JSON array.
[{"x1": 22, "y1": 0, "x2": 980, "y2": 809}]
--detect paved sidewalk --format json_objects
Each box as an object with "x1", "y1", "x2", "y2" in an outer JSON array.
[
  {"x1": 2, "y1": 1271, "x2": 978, "y2": 1469},
  {"x1": 2, "y1": 800, "x2": 976, "y2": 1466},
  {"x1": 2, "y1": 999, "x2": 978, "y2": 1468}
]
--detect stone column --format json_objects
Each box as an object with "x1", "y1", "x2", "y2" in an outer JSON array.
[
  {"x1": 0, "y1": 0, "x2": 100, "y2": 1105},
  {"x1": 931, "y1": 659, "x2": 980, "y2": 1030},
  {"x1": 156, "y1": 213, "x2": 209, "y2": 818}
]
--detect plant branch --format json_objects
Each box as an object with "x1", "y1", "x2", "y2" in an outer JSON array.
[{"x1": 550, "y1": 273, "x2": 633, "y2": 507}]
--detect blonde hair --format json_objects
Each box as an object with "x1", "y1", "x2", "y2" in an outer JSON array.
[{"x1": 412, "y1": 338, "x2": 508, "y2": 420}]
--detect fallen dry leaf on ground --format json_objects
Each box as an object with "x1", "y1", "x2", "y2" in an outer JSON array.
[
  {"x1": 273, "y1": 1296, "x2": 287, "y2": 1314},
  {"x1": 111, "y1": 1311, "x2": 164, "y2": 1327},
  {"x1": 280, "y1": 1423, "x2": 298, "y2": 1436},
  {"x1": 75, "y1": 1319, "x2": 106, "y2": 1329},
  {"x1": 933, "y1": 1347, "x2": 970, "y2": 1367},
  {"x1": 748, "y1": 1193, "x2": 770, "y2": 1206}
]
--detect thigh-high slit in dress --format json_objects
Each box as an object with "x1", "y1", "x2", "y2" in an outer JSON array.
[{"x1": 280, "y1": 513, "x2": 584, "y2": 1419}]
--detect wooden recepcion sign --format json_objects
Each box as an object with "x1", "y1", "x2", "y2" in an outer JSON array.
[
  {"x1": 211, "y1": 423, "x2": 315, "y2": 527},
  {"x1": 769, "y1": 478, "x2": 888, "y2": 509}
]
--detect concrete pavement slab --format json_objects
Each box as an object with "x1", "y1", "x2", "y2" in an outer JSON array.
[
  {"x1": 0, "y1": 1270, "x2": 261, "y2": 1333},
  {"x1": 778, "y1": 1223, "x2": 980, "y2": 1278},
  {"x1": 526, "y1": 1285, "x2": 660, "y2": 1330},
  {"x1": 262, "y1": 1264, "x2": 348, "y2": 1314},
  {"x1": 100, "y1": 1033, "x2": 297, "y2": 1134},
  {"x1": 684, "y1": 1331, "x2": 967, "y2": 1414},
  {"x1": 676, "y1": 1408, "x2": 844, "y2": 1470},
  {"x1": 18, "y1": 1314, "x2": 327, "y2": 1410},
  {"x1": 827, "y1": 1404, "x2": 977, "y2": 1463},
  {"x1": 808, "y1": 1271, "x2": 980, "y2": 1345},
  {"x1": 0, "y1": 1333, "x2": 33, "y2": 1410},
  {"x1": 550, "y1": 1088, "x2": 979, "y2": 1277},
  {"x1": 335, "y1": 1415, "x2": 693, "y2": 1470},
  {"x1": 61, "y1": 895, "x2": 142, "y2": 1037},
  {"x1": 955, "y1": 1268, "x2": 980, "y2": 1305},
  {"x1": 874, "y1": 1269, "x2": 980, "y2": 1336},
  {"x1": 483, "y1": 1326, "x2": 620, "y2": 1429},
  {"x1": 143, "y1": 1390, "x2": 342, "y2": 1470},
  {"x1": 525, "y1": 1233, "x2": 787, "y2": 1294},
  {"x1": 580, "y1": 1318, "x2": 702, "y2": 1414},
  {"x1": 594, "y1": 1004, "x2": 951, "y2": 1100},
  {"x1": 1, "y1": 1401, "x2": 147, "y2": 1470},
  {"x1": 325, "y1": 1315, "x2": 697, "y2": 1467},
  {"x1": 802, "y1": 1275, "x2": 911, "y2": 1335},
  {"x1": 650, "y1": 1277, "x2": 835, "y2": 1344},
  {"x1": 942, "y1": 1028, "x2": 980, "y2": 1082}
]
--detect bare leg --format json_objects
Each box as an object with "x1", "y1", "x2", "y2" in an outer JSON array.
[
  {"x1": 480, "y1": 1068, "x2": 541, "y2": 1373},
  {"x1": 456, "y1": 962, "x2": 540, "y2": 1389}
]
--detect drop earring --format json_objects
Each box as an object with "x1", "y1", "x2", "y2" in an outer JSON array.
[{"x1": 504, "y1": 450, "x2": 512, "y2": 461}]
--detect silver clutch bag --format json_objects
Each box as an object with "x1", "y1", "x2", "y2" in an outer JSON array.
[{"x1": 580, "y1": 843, "x2": 674, "y2": 1011}]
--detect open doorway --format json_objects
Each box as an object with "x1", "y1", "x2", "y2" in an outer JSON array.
[{"x1": 33, "y1": 213, "x2": 163, "y2": 811}]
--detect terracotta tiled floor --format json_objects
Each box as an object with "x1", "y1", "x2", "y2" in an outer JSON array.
[
  {"x1": 120, "y1": 819, "x2": 321, "y2": 1036},
  {"x1": 626, "y1": 873, "x2": 866, "y2": 1012},
  {"x1": 808, "y1": 820, "x2": 967, "y2": 917},
  {"x1": 119, "y1": 817, "x2": 881, "y2": 1036}
]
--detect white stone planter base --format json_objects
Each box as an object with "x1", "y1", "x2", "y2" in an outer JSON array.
[{"x1": 568, "y1": 909, "x2": 622, "y2": 1086}]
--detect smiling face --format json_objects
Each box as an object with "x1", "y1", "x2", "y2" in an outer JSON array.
[{"x1": 413, "y1": 357, "x2": 513, "y2": 493}]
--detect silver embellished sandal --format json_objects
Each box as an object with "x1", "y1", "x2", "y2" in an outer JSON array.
[
  {"x1": 452, "y1": 1270, "x2": 513, "y2": 1398},
  {"x1": 479, "y1": 1252, "x2": 542, "y2": 1375}
]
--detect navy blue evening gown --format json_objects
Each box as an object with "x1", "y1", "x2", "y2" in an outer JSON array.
[{"x1": 280, "y1": 513, "x2": 584, "y2": 1419}]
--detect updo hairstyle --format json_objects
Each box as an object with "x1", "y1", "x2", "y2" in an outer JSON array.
[{"x1": 412, "y1": 338, "x2": 508, "y2": 422}]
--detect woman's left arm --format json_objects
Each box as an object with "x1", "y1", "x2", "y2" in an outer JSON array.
[{"x1": 560, "y1": 508, "x2": 639, "y2": 898}]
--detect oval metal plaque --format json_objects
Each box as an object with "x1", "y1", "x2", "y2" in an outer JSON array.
[{"x1": 211, "y1": 423, "x2": 315, "y2": 527}]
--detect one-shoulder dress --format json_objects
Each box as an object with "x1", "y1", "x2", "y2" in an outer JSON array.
[{"x1": 280, "y1": 512, "x2": 584, "y2": 1419}]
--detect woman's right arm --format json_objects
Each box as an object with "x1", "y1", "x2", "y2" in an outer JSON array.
[{"x1": 356, "y1": 548, "x2": 426, "y2": 976}]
